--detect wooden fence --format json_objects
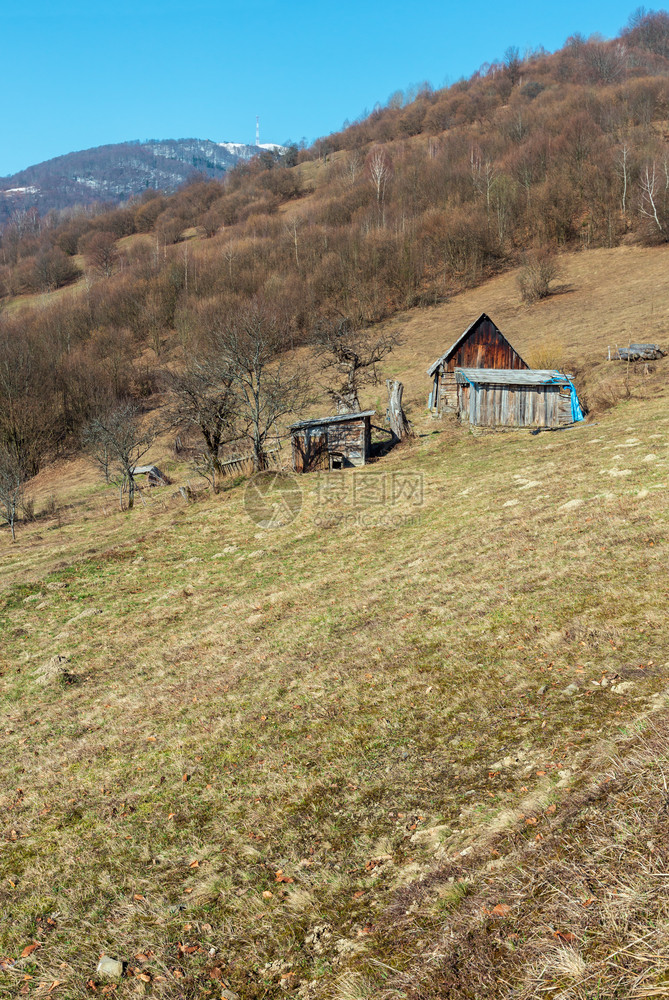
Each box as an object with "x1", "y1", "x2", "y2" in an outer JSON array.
[{"x1": 219, "y1": 446, "x2": 283, "y2": 477}]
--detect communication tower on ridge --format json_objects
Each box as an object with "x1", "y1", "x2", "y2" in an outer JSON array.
[{"x1": 256, "y1": 116, "x2": 260, "y2": 147}]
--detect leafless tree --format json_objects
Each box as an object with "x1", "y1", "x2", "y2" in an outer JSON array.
[
  {"x1": 0, "y1": 445, "x2": 25, "y2": 541},
  {"x1": 343, "y1": 151, "x2": 363, "y2": 186},
  {"x1": 617, "y1": 142, "x2": 631, "y2": 217},
  {"x1": 284, "y1": 216, "x2": 302, "y2": 269},
  {"x1": 640, "y1": 161, "x2": 664, "y2": 233},
  {"x1": 83, "y1": 402, "x2": 154, "y2": 509},
  {"x1": 582, "y1": 40, "x2": 626, "y2": 83},
  {"x1": 504, "y1": 45, "x2": 522, "y2": 85},
  {"x1": 367, "y1": 146, "x2": 393, "y2": 227},
  {"x1": 208, "y1": 300, "x2": 312, "y2": 472},
  {"x1": 163, "y1": 363, "x2": 238, "y2": 492},
  {"x1": 222, "y1": 245, "x2": 237, "y2": 282},
  {"x1": 0, "y1": 326, "x2": 56, "y2": 476},
  {"x1": 314, "y1": 317, "x2": 401, "y2": 413},
  {"x1": 470, "y1": 147, "x2": 497, "y2": 215},
  {"x1": 80, "y1": 230, "x2": 119, "y2": 278}
]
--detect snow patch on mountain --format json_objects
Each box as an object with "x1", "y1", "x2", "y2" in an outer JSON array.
[
  {"x1": 217, "y1": 141, "x2": 287, "y2": 157},
  {"x1": 1, "y1": 186, "x2": 39, "y2": 196},
  {"x1": 0, "y1": 137, "x2": 291, "y2": 222}
]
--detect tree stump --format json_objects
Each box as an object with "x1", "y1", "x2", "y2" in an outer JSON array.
[{"x1": 386, "y1": 379, "x2": 411, "y2": 441}]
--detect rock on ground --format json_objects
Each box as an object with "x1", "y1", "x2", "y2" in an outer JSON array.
[{"x1": 96, "y1": 957, "x2": 123, "y2": 978}]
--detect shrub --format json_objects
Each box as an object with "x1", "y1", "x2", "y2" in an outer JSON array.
[
  {"x1": 21, "y1": 497, "x2": 35, "y2": 522},
  {"x1": 528, "y1": 339, "x2": 567, "y2": 370},
  {"x1": 31, "y1": 247, "x2": 81, "y2": 291},
  {"x1": 517, "y1": 251, "x2": 561, "y2": 302}
]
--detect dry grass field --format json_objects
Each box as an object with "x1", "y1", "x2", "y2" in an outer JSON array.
[{"x1": 1, "y1": 246, "x2": 669, "y2": 1000}]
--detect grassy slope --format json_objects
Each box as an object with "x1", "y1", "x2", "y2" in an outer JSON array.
[{"x1": 1, "y1": 247, "x2": 669, "y2": 1000}]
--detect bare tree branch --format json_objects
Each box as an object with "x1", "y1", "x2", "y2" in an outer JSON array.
[
  {"x1": 207, "y1": 300, "x2": 312, "y2": 472},
  {"x1": 0, "y1": 446, "x2": 25, "y2": 541},
  {"x1": 163, "y1": 363, "x2": 239, "y2": 492},
  {"x1": 313, "y1": 317, "x2": 401, "y2": 413},
  {"x1": 83, "y1": 403, "x2": 154, "y2": 510},
  {"x1": 640, "y1": 161, "x2": 664, "y2": 232}
]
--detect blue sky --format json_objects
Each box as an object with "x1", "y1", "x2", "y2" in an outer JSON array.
[{"x1": 0, "y1": 0, "x2": 644, "y2": 176}]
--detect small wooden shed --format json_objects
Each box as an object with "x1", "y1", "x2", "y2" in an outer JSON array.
[
  {"x1": 131, "y1": 464, "x2": 169, "y2": 485},
  {"x1": 427, "y1": 313, "x2": 528, "y2": 413},
  {"x1": 290, "y1": 411, "x2": 374, "y2": 473},
  {"x1": 455, "y1": 368, "x2": 584, "y2": 428}
]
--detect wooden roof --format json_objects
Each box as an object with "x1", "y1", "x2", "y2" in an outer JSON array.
[
  {"x1": 290, "y1": 410, "x2": 375, "y2": 431},
  {"x1": 426, "y1": 312, "x2": 527, "y2": 376},
  {"x1": 131, "y1": 465, "x2": 168, "y2": 480},
  {"x1": 455, "y1": 368, "x2": 571, "y2": 385}
]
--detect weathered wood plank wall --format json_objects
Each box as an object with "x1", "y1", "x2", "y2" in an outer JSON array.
[{"x1": 460, "y1": 383, "x2": 572, "y2": 427}]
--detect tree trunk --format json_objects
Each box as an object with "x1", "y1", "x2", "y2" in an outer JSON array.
[
  {"x1": 386, "y1": 379, "x2": 411, "y2": 442},
  {"x1": 336, "y1": 389, "x2": 361, "y2": 414},
  {"x1": 252, "y1": 443, "x2": 268, "y2": 472}
]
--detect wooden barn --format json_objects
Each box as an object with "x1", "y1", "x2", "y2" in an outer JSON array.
[
  {"x1": 455, "y1": 369, "x2": 584, "y2": 428},
  {"x1": 427, "y1": 313, "x2": 528, "y2": 414},
  {"x1": 290, "y1": 411, "x2": 374, "y2": 473}
]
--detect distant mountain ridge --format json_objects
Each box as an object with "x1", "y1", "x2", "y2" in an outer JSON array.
[{"x1": 0, "y1": 138, "x2": 286, "y2": 222}]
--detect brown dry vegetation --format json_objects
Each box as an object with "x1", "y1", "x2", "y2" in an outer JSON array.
[
  {"x1": 4, "y1": 13, "x2": 669, "y2": 479},
  {"x1": 1, "y1": 245, "x2": 669, "y2": 999}
]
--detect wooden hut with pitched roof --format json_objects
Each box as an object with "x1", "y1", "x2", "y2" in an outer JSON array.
[{"x1": 427, "y1": 313, "x2": 528, "y2": 414}]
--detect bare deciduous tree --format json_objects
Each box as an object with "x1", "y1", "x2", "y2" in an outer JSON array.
[
  {"x1": 470, "y1": 147, "x2": 497, "y2": 216},
  {"x1": 164, "y1": 363, "x2": 238, "y2": 492},
  {"x1": 0, "y1": 445, "x2": 25, "y2": 541},
  {"x1": 617, "y1": 142, "x2": 631, "y2": 217},
  {"x1": 504, "y1": 45, "x2": 522, "y2": 85},
  {"x1": 314, "y1": 317, "x2": 401, "y2": 413},
  {"x1": 208, "y1": 300, "x2": 311, "y2": 472},
  {"x1": 367, "y1": 146, "x2": 392, "y2": 227},
  {"x1": 343, "y1": 151, "x2": 362, "y2": 186},
  {"x1": 640, "y1": 161, "x2": 664, "y2": 233},
  {"x1": 84, "y1": 402, "x2": 154, "y2": 509},
  {"x1": 80, "y1": 230, "x2": 120, "y2": 278},
  {"x1": 284, "y1": 216, "x2": 302, "y2": 270}
]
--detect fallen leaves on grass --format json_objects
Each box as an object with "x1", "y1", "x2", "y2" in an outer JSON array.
[
  {"x1": 554, "y1": 930, "x2": 577, "y2": 943},
  {"x1": 482, "y1": 904, "x2": 512, "y2": 917}
]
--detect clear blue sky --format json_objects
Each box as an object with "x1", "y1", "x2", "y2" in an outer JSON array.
[{"x1": 0, "y1": 0, "x2": 644, "y2": 177}]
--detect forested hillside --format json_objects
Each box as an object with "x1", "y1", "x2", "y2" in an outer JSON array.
[
  {"x1": 2, "y1": 9, "x2": 669, "y2": 480},
  {"x1": 0, "y1": 139, "x2": 290, "y2": 224}
]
